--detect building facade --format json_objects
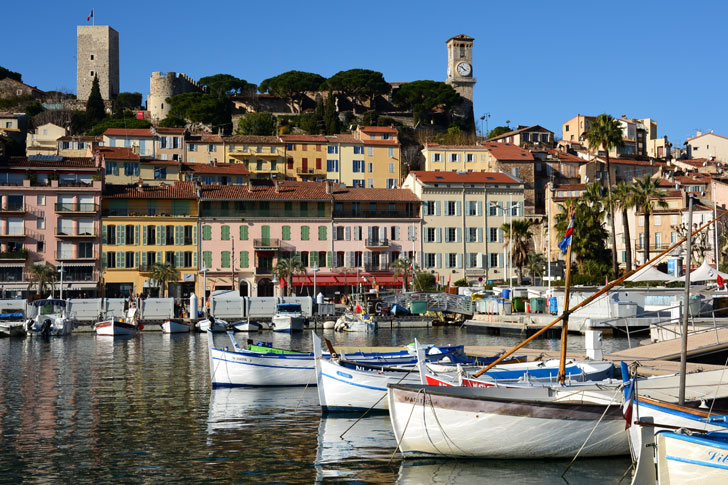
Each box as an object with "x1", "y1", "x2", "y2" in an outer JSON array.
[
  {"x1": 223, "y1": 135, "x2": 286, "y2": 179},
  {"x1": 76, "y1": 25, "x2": 119, "y2": 101}
]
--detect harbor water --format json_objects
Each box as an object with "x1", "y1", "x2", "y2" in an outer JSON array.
[{"x1": 0, "y1": 328, "x2": 632, "y2": 483}]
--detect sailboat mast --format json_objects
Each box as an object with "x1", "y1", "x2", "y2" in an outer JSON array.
[
  {"x1": 558, "y1": 204, "x2": 574, "y2": 384},
  {"x1": 678, "y1": 195, "x2": 694, "y2": 405}
]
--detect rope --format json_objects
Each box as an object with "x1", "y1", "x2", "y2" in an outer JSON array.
[
  {"x1": 388, "y1": 387, "x2": 424, "y2": 464},
  {"x1": 294, "y1": 363, "x2": 315, "y2": 412},
  {"x1": 424, "y1": 387, "x2": 470, "y2": 456},
  {"x1": 706, "y1": 352, "x2": 728, "y2": 420},
  {"x1": 561, "y1": 385, "x2": 622, "y2": 479}
]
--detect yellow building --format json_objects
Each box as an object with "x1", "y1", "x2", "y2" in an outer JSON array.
[
  {"x1": 223, "y1": 135, "x2": 286, "y2": 179},
  {"x1": 99, "y1": 146, "x2": 182, "y2": 186},
  {"x1": 101, "y1": 181, "x2": 198, "y2": 298},
  {"x1": 280, "y1": 134, "x2": 328, "y2": 181}
]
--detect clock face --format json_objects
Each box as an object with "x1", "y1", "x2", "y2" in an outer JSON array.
[{"x1": 456, "y1": 62, "x2": 472, "y2": 77}]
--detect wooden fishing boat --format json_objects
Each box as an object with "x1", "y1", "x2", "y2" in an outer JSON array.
[
  {"x1": 95, "y1": 308, "x2": 140, "y2": 337},
  {"x1": 160, "y1": 319, "x2": 192, "y2": 334}
]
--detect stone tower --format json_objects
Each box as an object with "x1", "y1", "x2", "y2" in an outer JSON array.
[
  {"x1": 445, "y1": 34, "x2": 476, "y2": 103},
  {"x1": 147, "y1": 72, "x2": 203, "y2": 123},
  {"x1": 77, "y1": 25, "x2": 119, "y2": 101}
]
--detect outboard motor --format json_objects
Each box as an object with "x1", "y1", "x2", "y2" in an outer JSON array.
[{"x1": 40, "y1": 318, "x2": 53, "y2": 336}]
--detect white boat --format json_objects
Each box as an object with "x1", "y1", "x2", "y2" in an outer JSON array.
[
  {"x1": 195, "y1": 317, "x2": 228, "y2": 333},
  {"x1": 94, "y1": 308, "x2": 140, "y2": 337},
  {"x1": 387, "y1": 383, "x2": 629, "y2": 458},
  {"x1": 26, "y1": 299, "x2": 77, "y2": 337},
  {"x1": 160, "y1": 319, "x2": 192, "y2": 334},
  {"x1": 270, "y1": 303, "x2": 306, "y2": 333},
  {"x1": 334, "y1": 312, "x2": 376, "y2": 332},
  {"x1": 231, "y1": 321, "x2": 262, "y2": 332}
]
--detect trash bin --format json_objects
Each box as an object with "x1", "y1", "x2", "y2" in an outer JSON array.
[
  {"x1": 530, "y1": 297, "x2": 546, "y2": 313},
  {"x1": 549, "y1": 297, "x2": 558, "y2": 314},
  {"x1": 512, "y1": 297, "x2": 525, "y2": 312},
  {"x1": 501, "y1": 300, "x2": 512, "y2": 315},
  {"x1": 409, "y1": 300, "x2": 428, "y2": 315},
  {"x1": 502, "y1": 288, "x2": 511, "y2": 300}
]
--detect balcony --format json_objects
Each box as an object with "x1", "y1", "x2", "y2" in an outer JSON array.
[
  {"x1": 55, "y1": 203, "x2": 98, "y2": 213},
  {"x1": 55, "y1": 250, "x2": 95, "y2": 261},
  {"x1": 0, "y1": 249, "x2": 28, "y2": 260},
  {"x1": 365, "y1": 238, "x2": 389, "y2": 249},
  {"x1": 0, "y1": 204, "x2": 25, "y2": 214},
  {"x1": 56, "y1": 229, "x2": 96, "y2": 238},
  {"x1": 295, "y1": 168, "x2": 319, "y2": 176},
  {"x1": 363, "y1": 264, "x2": 388, "y2": 272},
  {"x1": 0, "y1": 231, "x2": 25, "y2": 238},
  {"x1": 254, "y1": 238, "x2": 281, "y2": 250},
  {"x1": 333, "y1": 211, "x2": 417, "y2": 219},
  {"x1": 255, "y1": 266, "x2": 273, "y2": 275}
]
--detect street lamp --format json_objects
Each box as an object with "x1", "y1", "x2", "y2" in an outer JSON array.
[
  {"x1": 311, "y1": 266, "x2": 320, "y2": 302},
  {"x1": 58, "y1": 262, "x2": 65, "y2": 300},
  {"x1": 199, "y1": 267, "x2": 208, "y2": 310},
  {"x1": 489, "y1": 200, "x2": 520, "y2": 289},
  {"x1": 480, "y1": 113, "x2": 490, "y2": 140}
]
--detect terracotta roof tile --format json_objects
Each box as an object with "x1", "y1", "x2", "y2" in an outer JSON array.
[
  {"x1": 103, "y1": 181, "x2": 197, "y2": 199},
  {"x1": 4, "y1": 156, "x2": 97, "y2": 169},
  {"x1": 280, "y1": 135, "x2": 328, "y2": 143},
  {"x1": 480, "y1": 143, "x2": 535, "y2": 161},
  {"x1": 686, "y1": 132, "x2": 728, "y2": 142},
  {"x1": 185, "y1": 134, "x2": 223, "y2": 143},
  {"x1": 104, "y1": 128, "x2": 155, "y2": 137},
  {"x1": 155, "y1": 127, "x2": 186, "y2": 135},
  {"x1": 57, "y1": 135, "x2": 102, "y2": 142},
  {"x1": 410, "y1": 170, "x2": 520, "y2": 184},
  {"x1": 332, "y1": 187, "x2": 419, "y2": 202},
  {"x1": 359, "y1": 126, "x2": 397, "y2": 134},
  {"x1": 98, "y1": 146, "x2": 140, "y2": 161},
  {"x1": 201, "y1": 180, "x2": 333, "y2": 201},
  {"x1": 182, "y1": 162, "x2": 250, "y2": 175},
  {"x1": 222, "y1": 135, "x2": 281, "y2": 144}
]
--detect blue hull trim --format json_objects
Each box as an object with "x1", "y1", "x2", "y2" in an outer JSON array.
[{"x1": 321, "y1": 371, "x2": 388, "y2": 391}]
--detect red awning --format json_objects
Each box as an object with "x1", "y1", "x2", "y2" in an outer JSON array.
[{"x1": 291, "y1": 273, "x2": 402, "y2": 287}]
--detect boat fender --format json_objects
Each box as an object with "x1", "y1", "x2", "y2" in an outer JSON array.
[{"x1": 139, "y1": 323, "x2": 144, "y2": 331}]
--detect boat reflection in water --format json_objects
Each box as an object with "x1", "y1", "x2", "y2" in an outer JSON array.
[
  {"x1": 396, "y1": 458, "x2": 632, "y2": 485},
  {"x1": 315, "y1": 415, "x2": 396, "y2": 483}
]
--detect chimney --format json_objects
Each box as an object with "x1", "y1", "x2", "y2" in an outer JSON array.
[
  {"x1": 274, "y1": 180, "x2": 280, "y2": 193},
  {"x1": 246, "y1": 180, "x2": 251, "y2": 192},
  {"x1": 325, "y1": 180, "x2": 332, "y2": 194},
  {"x1": 137, "y1": 178, "x2": 144, "y2": 191}
]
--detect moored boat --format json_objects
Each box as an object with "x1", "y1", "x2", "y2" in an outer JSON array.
[
  {"x1": 231, "y1": 320, "x2": 263, "y2": 332},
  {"x1": 160, "y1": 319, "x2": 192, "y2": 334},
  {"x1": 25, "y1": 299, "x2": 77, "y2": 337},
  {"x1": 195, "y1": 317, "x2": 228, "y2": 333},
  {"x1": 334, "y1": 312, "x2": 376, "y2": 332},
  {"x1": 270, "y1": 303, "x2": 306, "y2": 332},
  {"x1": 95, "y1": 308, "x2": 140, "y2": 337}
]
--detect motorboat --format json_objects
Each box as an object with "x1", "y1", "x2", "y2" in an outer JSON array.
[
  {"x1": 195, "y1": 317, "x2": 228, "y2": 333},
  {"x1": 270, "y1": 303, "x2": 306, "y2": 333},
  {"x1": 25, "y1": 299, "x2": 77, "y2": 337},
  {"x1": 94, "y1": 307, "x2": 140, "y2": 337},
  {"x1": 230, "y1": 320, "x2": 262, "y2": 332},
  {"x1": 334, "y1": 312, "x2": 376, "y2": 332},
  {"x1": 160, "y1": 319, "x2": 192, "y2": 334}
]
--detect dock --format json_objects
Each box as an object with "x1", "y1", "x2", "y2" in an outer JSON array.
[{"x1": 608, "y1": 327, "x2": 728, "y2": 362}]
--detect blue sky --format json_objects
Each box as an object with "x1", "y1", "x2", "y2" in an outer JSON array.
[{"x1": 4, "y1": 0, "x2": 726, "y2": 144}]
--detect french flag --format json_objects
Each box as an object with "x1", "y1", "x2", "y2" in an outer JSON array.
[
  {"x1": 558, "y1": 213, "x2": 574, "y2": 255},
  {"x1": 87, "y1": 9, "x2": 94, "y2": 22}
]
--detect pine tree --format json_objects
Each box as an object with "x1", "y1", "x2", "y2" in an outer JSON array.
[
  {"x1": 86, "y1": 76, "x2": 106, "y2": 124},
  {"x1": 313, "y1": 96, "x2": 325, "y2": 134},
  {"x1": 323, "y1": 92, "x2": 339, "y2": 135}
]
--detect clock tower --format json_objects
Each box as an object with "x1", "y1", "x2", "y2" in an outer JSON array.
[{"x1": 445, "y1": 34, "x2": 476, "y2": 103}]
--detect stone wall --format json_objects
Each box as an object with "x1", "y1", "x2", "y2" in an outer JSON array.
[
  {"x1": 148, "y1": 72, "x2": 203, "y2": 122},
  {"x1": 76, "y1": 26, "x2": 119, "y2": 101}
]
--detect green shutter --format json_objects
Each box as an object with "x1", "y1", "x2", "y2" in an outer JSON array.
[
  {"x1": 282, "y1": 225, "x2": 291, "y2": 241},
  {"x1": 142, "y1": 226, "x2": 148, "y2": 245},
  {"x1": 318, "y1": 202, "x2": 325, "y2": 217},
  {"x1": 240, "y1": 251, "x2": 249, "y2": 268},
  {"x1": 239, "y1": 225, "x2": 249, "y2": 240},
  {"x1": 102, "y1": 225, "x2": 107, "y2": 244},
  {"x1": 221, "y1": 225, "x2": 230, "y2": 240},
  {"x1": 141, "y1": 252, "x2": 148, "y2": 269},
  {"x1": 135, "y1": 251, "x2": 140, "y2": 269},
  {"x1": 327, "y1": 251, "x2": 333, "y2": 268},
  {"x1": 175, "y1": 251, "x2": 182, "y2": 268},
  {"x1": 301, "y1": 226, "x2": 309, "y2": 241},
  {"x1": 310, "y1": 251, "x2": 319, "y2": 267},
  {"x1": 203, "y1": 251, "x2": 212, "y2": 268},
  {"x1": 193, "y1": 225, "x2": 198, "y2": 245},
  {"x1": 156, "y1": 251, "x2": 163, "y2": 265},
  {"x1": 295, "y1": 251, "x2": 302, "y2": 263},
  {"x1": 261, "y1": 225, "x2": 270, "y2": 244},
  {"x1": 156, "y1": 225, "x2": 164, "y2": 245},
  {"x1": 117, "y1": 226, "x2": 125, "y2": 245},
  {"x1": 117, "y1": 251, "x2": 125, "y2": 268},
  {"x1": 101, "y1": 251, "x2": 107, "y2": 269},
  {"x1": 318, "y1": 225, "x2": 327, "y2": 241},
  {"x1": 135, "y1": 225, "x2": 140, "y2": 245},
  {"x1": 221, "y1": 251, "x2": 230, "y2": 268},
  {"x1": 175, "y1": 225, "x2": 183, "y2": 245},
  {"x1": 192, "y1": 251, "x2": 198, "y2": 268},
  {"x1": 202, "y1": 225, "x2": 212, "y2": 241}
]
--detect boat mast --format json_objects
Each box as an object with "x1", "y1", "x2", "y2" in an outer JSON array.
[
  {"x1": 557, "y1": 204, "x2": 575, "y2": 384},
  {"x1": 678, "y1": 194, "x2": 694, "y2": 405}
]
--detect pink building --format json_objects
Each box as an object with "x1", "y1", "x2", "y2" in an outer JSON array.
[{"x1": 0, "y1": 156, "x2": 102, "y2": 298}]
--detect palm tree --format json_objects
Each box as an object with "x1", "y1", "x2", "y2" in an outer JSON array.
[
  {"x1": 612, "y1": 182, "x2": 635, "y2": 273},
  {"x1": 27, "y1": 262, "x2": 56, "y2": 297},
  {"x1": 390, "y1": 257, "x2": 416, "y2": 292},
  {"x1": 584, "y1": 113, "x2": 624, "y2": 277},
  {"x1": 526, "y1": 253, "x2": 546, "y2": 285},
  {"x1": 501, "y1": 219, "x2": 534, "y2": 285},
  {"x1": 149, "y1": 263, "x2": 180, "y2": 298},
  {"x1": 555, "y1": 193, "x2": 611, "y2": 273},
  {"x1": 273, "y1": 258, "x2": 306, "y2": 296},
  {"x1": 632, "y1": 175, "x2": 668, "y2": 265}
]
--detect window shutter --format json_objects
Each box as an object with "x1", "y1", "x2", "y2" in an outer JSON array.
[
  {"x1": 203, "y1": 251, "x2": 212, "y2": 268},
  {"x1": 156, "y1": 225, "x2": 164, "y2": 245},
  {"x1": 203, "y1": 225, "x2": 211, "y2": 240},
  {"x1": 310, "y1": 251, "x2": 319, "y2": 267},
  {"x1": 367, "y1": 226, "x2": 373, "y2": 241},
  {"x1": 380, "y1": 226, "x2": 387, "y2": 242},
  {"x1": 456, "y1": 201, "x2": 461, "y2": 216},
  {"x1": 436, "y1": 253, "x2": 442, "y2": 268},
  {"x1": 435, "y1": 228, "x2": 441, "y2": 243},
  {"x1": 477, "y1": 201, "x2": 482, "y2": 216},
  {"x1": 345, "y1": 226, "x2": 351, "y2": 241},
  {"x1": 115, "y1": 251, "x2": 124, "y2": 268},
  {"x1": 457, "y1": 253, "x2": 463, "y2": 269},
  {"x1": 355, "y1": 226, "x2": 362, "y2": 240},
  {"x1": 193, "y1": 251, "x2": 198, "y2": 268},
  {"x1": 518, "y1": 202, "x2": 524, "y2": 216},
  {"x1": 221, "y1": 225, "x2": 230, "y2": 240},
  {"x1": 175, "y1": 251, "x2": 182, "y2": 268},
  {"x1": 435, "y1": 201, "x2": 441, "y2": 216},
  {"x1": 327, "y1": 251, "x2": 333, "y2": 267},
  {"x1": 345, "y1": 251, "x2": 353, "y2": 267},
  {"x1": 295, "y1": 251, "x2": 302, "y2": 263},
  {"x1": 101, "y1": 251, "x2": 107, "y2": 269},
  {"x1": 102, "y1": 225, "x2": 108, "y2": 244},
  {"x1": 456, "y1": 228, "x2": 462, "y2": 243},
  {"x1": 301, "y1": 226, "x2": 309, "y2": 241},
  {"x1": 240, "y1": 225, "x2": 248, "y2": 240},
  {"x1": 318, "y1": 225, "x2": 327, "y2": 241},
  {"x1": 117, "y1": 226, "x2": 126, "y2": 245},
  {"x1": 141, "y1": 251, "x2": 148, "y2": 269},
  {"x1": 364, "y1": 251, "x2": 372, "y2": 266},
  {"x1": 477, "y1": 253, "x2": 484, "y2": 268},
  {"x1": 498, "y1": 253, "x2": 504, "y2": 268},
  {"x1": 282, "y1": 225, "x2": 291, "y2": 241},
  {"x1": 499, "y1": 229, "x2": 504, "y2": 243},
  {"x1": 156, "y1": 251, "x2": 163, "y2": 265},
  {"x1": 175, "y1": 225, "x2": 183, "y2": 245},
  {"x1": 332, "y1": 228, "x2": 338, "y2": 241},
  {"x1": 477, "y1": 227, "x2": 483, "y2": 243},
  {"x1": 193, "y1": 226, "x2": 198, "y2": 245},
  {"x1": 240, "y1": 251, "x2": 248, "y2": 268},
  {"x1": 134, "y1": 225, "x2": 140, "y2": 245},
  {"x1": 134, "y1": 251, "x2": 140, "y2": 269},
  {"x1": 221, "y1": 251, "x2": 230, "y2": 268},
  {"x1": 394, "y1": 226, "x2": 400, "y2": 241}
]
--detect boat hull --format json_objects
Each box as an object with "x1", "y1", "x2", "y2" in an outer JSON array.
[
  {"x1": 209, "y1": 345, "x2": 316, "y2": 387},
  {"x1": 388, "y1": 384, "x2": 629, "y2": 458},
  {"x1": 270, "y1": 315, "x2": 305, "y2": 333},
  {"x1": 161, "y1": 320, "x2": 191, "y2": 334},
  {"x1": 95, "y1": 320, "x2": 138, "y2": 337},
  {"x1": 656, "y1": 431, "x2": 728, "y2": 483}
]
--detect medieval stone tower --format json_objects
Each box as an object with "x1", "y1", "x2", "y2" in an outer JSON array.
[
  {"x1": 76, "y1": 25, "x2": 119, "y2": 101},
  {"x1": 147, "y1": 72, "x2": 203, "y2": 122}
]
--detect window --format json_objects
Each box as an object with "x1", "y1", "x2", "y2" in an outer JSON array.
[
  {"x1": 209, "y1": 144, "x2": 216, "y2": 152},
  {"x1": 106, "y1": 161, "x2": 118, "y2": 176},
  {"x1": 123, "y1": 224, "x2": 133, "y2": 241},
  {"x1": 106, "y1": 252, "x2": 116, "y2": 268},
  {"x1": 154, "y1": 167, "x2": 167, "y2": 180},
  {"x1": 188, "y1": 144, "x2": 197, "y2": 152},
  {"x1": 184, "y1": 226, "x2": 193, "y2": 245},
  {"x1": 446, "y1": 201, "x2": 456, "y2": 216},
  {"x1": 336, "y1": 251, "x2": 345, "y2": 267},
  {"x1": 490, "y1": 253, "x2": 499, "y2": 268},
  {"x1": 433, "y1": 153, "x2": 441, "y2": 162},
  {"x1": 367, "y1": 162, "x2": 373, "y2": 173},
  {"x1": 467, "y1": 253, "x2": 478, "y2": 268},
  {"x1": 655, "y1": 233, "x2": 662, "y2": 249},
  {"x1": 388, "y1": 147, "x2": 394, "y2": 158},
  {"x1": 327, "y1": 159, "x2": 338, "y2": 172},
  {"x1": 425, "y1": 253, "x2": 436, "y2": 268},
  {"x1": 490, "y1": 228, "x2": 498, "y2": 242},
  {"x1": 387, "y1": 179, "x2": 396, "y2": 188},
  {"x1": 353, "y1": 251, "x2": 362, "y2": 267},
  {"x1": 512, "y1": 167, "x2": 520, "y2": 178},
  {"x1": 447, "y1": 253, "x2": 457, "y2": 268},
  {"x1": 107, "y1": 225, "x2": 116, "y2": 245},
  {"x1": 172, "y1": 137, "x2": 180, "y2": 149},
  {"x1": 301, "y1": 226, "x2": 310, "y2": 241},
  {"x1": 335, "y1": 227, "x2": 344, "y2": 240},
  {"x1": 126, "y1": 252, "x2": 135, "y2": 268},
  {"x1": 37, "y1": 217, "x2": 45, "y2": 229},
  {"x1": 147, "y1": 226, "x2": 156, "y2": 245},
  {"x1": 37, "y1": 241, "x2": 44, "y2": 253},
  {"x1": 256, "y1": 160, "x2": 263, "y2": 171},
  {"x1": 90, "y1": 71, "x2": 95, "y2": 77},
  {"x1": 466, "y1": 153, "x2": 474, "y2": 162},
  {"x1": 352, "y1": 179, "x2": 365, "y2": 188},
  {"x1": 352, "y1": 160, "x2": 364, "y2": 173},
  {"x1": 90, "y1": 54, "x2": 94, "y2": 60},
  {"x1": 367, "y1": 178, "x2": 374, "y2": 188},
  {"x1": 446, "y1": 228, "x2": 456, "y2": 243},
  {"x1": 426, "y1": 227, "x2": 436, "y2": 242},
  {"x1": 327, "y1": 146, "x2": 338, "y2": 154},
  {"x1": 354, "y1": 146, "x2": 364, "y2": 154},
  {"x1": 388, "y1": 162, "x2": 395, "y2": 174},
  {"x1": 37, "y1": 195, "x2": 45, "y2": 206},
  {"x1": 184, "y1": 251, "x2": 193, "y2": 268},
  {"x1": 468, "y1": 228, "x2": 477, "y2": 242},
  {"x1": 654, "y1": 215, "x2": 661, "y2": 226},
  {"x1": 221, "y1": 225, "x2": 230, "y2": 240},
  {"x1": 450, "y1": 153, "x2": 458, "y2": 162},
  {"x1": 165, "y1": 225, "x2": 174, "y2": 245},
  {"x1": 299, "y1": 251, "x2": 309, "y2": 266},
  {"x1": 124, "y1": 162, "x2": 139, "y2": 176},
  {"x1": 286, "y1": 144, "x2": 294, "y2": 150},
  {"x1": 671, "y1": 232, "x2": 678, "y2": 244},
  {"x1": 221, "y1": 251, "x2": 231, "y2": 268},
  {"x1": 468, "y1": 201, "x2": 477, "y2": 216},
  {"x1": 425, "y1": 201, "x2": 436, "y2": 216},
  {"x1": 318, "y1": 226, "x2": 327, "y2": 241}
]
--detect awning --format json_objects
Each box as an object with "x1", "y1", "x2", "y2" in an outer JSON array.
[
  {"x1": 0, "y1": 262, "x2": 25, "y2": 267},
  {"x1": 291, "y1": 273, "x2": 402, "y2": 287},
  {"x1": 61, "y1": 262, "x2": 96, "y2": 267}
]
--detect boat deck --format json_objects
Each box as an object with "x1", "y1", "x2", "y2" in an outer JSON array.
[{"x1": 607, "y1": 327, "x2": 728, "y2": 362}]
